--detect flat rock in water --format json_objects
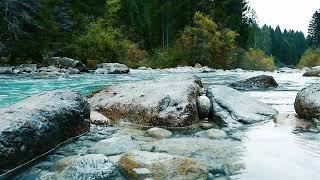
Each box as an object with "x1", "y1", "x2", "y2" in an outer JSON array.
[
  {"x1": 207, "y1": 85, "x2": 278, "y2": 127},
  {"x1": 95, "y1": 63, "x2": 130, "y2": 74},
  {"x1": 118, "y1": 150, "x2": 208, "y2": 179},
  {"x1": 303, "y1": 66, "x2": 320, "y2": 77},
  {"x1": 89, "y1": 75, "x2": 202, "y2": 127},
  {"x1": 147, "y1": 127, "x2": 172, "y2": 138},
  {"x1": 0, "y1": 90, "x2": 90, "y2": 171},
  {"x1": 140, "y1": 137, "x2": 242, "y2": 175},
  {"x1": 229, "y1": 75, "x2": 278, "y2": 90},
  {"x1": 294, "y1": 84, "x2": 320, "y2": 120},
  {"x1": 57, "y1": 154, "x2": 119, "y2": 179}
]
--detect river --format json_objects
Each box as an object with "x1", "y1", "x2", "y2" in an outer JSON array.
[{"x1": 0, "y1": 69, "x2": 319, "y2": 179}]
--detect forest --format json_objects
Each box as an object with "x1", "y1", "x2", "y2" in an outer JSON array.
[{"x1": 0, "y1": 0, "x2": 320, "y2": 70}]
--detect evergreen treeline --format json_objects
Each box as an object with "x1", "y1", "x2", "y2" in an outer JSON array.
[
  {"x1": 248, "y1": 24, "x2": 306, "y2": 66},
  {"x1": 299, "y1": 9, "x2": 320, "y2": 67},
  {"x1": 0, "y1": 0, "x2": 318, "y2": 70}
]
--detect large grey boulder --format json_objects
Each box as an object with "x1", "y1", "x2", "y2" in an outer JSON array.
[
  {"x1": 57, "y1": 154, "x2": 119, "y2": 179},
  {"x1": 207, "y1": 85, "x2": 278, "y2": 127},
  {"x1": 89, "y1": 75, "x2": 202, "y2": 127},
  {"x1": 294, "y1": 84, "x2": 320, "y2": 120},
  {"x1": 0, "y1": 90, "x2": 90, "y2": 171},
  {"x1": 229, "y1": 75, "x2": 278, "y2": 90},
  {"x1": 47, "y1": 57, "x2": 88, "y2": 72},
  {"x1": 95, "y1": 63, "x2": 130, "y2": 74},
  {"x1": 118, "y1": 150, "x2": 208, "y2": 179},
  {"x1": 303, "y1": 66, "x2": 320, "y2": 77}
]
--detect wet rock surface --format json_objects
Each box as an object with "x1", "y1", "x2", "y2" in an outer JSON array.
[
  {"x1": 207, "y1": 85, "x2": 278, "y2": 127},
  {"x1": 294, "y1": 84, "x2": 320, "y2": 120},
  {"x1": 57, "y1": 154, "x2": 119, "y2": 179},
  {"x1": 0, "y1": 90, "x2": 90, "y2": 172},
  {"x1": 118, "y1": 150, "x2": 208, "y2": 180},
  {"x1": 303, "y1": 66, "x2": 320, "y2": 77},
  {"x1": 95, "y1": 63, "x2": 130, "y2": 74},
  {"x1": 89, "y1": 75, "x2": 202, "y2": 127},
  {"x1": 147, "y1": 127, "x2": 173, "y2": 139},
  {"x1": 229, "y1": 75, "x2": 278, "y2": 90},
  {"x1": 47, "y1": 57, "x2": 88, "y2": 72}
]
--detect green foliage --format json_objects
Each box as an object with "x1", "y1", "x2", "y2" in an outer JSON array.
[
  {"x1": 176, "y1": 12, "x2": 238, "y2": 69},
  {"x1": 298, "y1": 48, "x2": 320, "y2": 68},
  {"x1": 248, "y1": 24, "x2": 306, "y2": 66},
  {"x1": 240, "y1": 49, "x2": 276, "y2": 71},
  {"x1": 65, "y1": 19, "x2": 146, "y2": 66}
]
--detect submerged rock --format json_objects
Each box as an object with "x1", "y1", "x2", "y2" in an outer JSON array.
[
  {"x1": 294, "y1": 84, "x2": 320, "y2": 120},
  {"x1": 47, "y1": 57, "x2": 88, "y2": 72},
  {"x1": 95, "y1": 63, "x2": 130, "y2": 74},
  {"x1": 147, "y1": 127, "x2": 172, "y2": 139},
  {"x1": 207, "y1": 85, "x2": 278, "y2": 127},
  {"x1": 205, "y1": 129, "x2": 227, "y2": 139},
  {"x1": 57, "y1": 154, "x2": 119, "y2": 179},
  {"x1": 89, "y1": 75, "x2": 202, "y2": 127},
  {"x1": 89, "y1": 135, "x2": 141, "y2": 156},
  {"x1": 229, "y1": 75, "x2": 278, "y2": 90},
  {"x1": 0, "y1": 90, "x2": 90, "y2": 171},
  {"x1": 140, "y1": 137, "x2": 242, "y2": 175},
  {"x1": 118, "y1": 150, "x2": 208, "y2": 179}
]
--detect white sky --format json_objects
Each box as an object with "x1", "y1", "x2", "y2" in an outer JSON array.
[{"x1": 248, "y1": 0, "x2": 320, "y2": 36}]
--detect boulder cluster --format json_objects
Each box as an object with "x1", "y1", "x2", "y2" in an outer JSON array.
[
  {"x1": 3, "y1": 70, "x2": 319, "y2": 179},
  {"x1": 0, "y1": 57, "x2": 131, "y2": 75}
]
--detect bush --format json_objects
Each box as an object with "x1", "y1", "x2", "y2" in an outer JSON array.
[
  {"x1": 64, "y1": 19, "x2": 146, "y2": 67},
  {"x1": 298, "y1": 48, "x2": 320, "y2": 68},
  {"x1": 147, "y1": 48, "x2": 187, "y2": 68},
  {"x1": 240, "y1": 49, "x2": 276, "y2": 71},
  {"x1": 176, "y1": 12, "x2": 238, "y2": 69}
]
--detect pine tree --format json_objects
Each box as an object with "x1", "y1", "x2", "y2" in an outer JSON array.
[{"x1": 308, "y1": 10, "x2": 320, "y2": 47}]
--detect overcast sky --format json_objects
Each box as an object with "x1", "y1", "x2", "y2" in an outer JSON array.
[{"x1": 248, "y1": 0, "x2": 320, "y2": 36}]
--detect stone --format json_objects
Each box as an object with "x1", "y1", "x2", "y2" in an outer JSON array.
[
  {"x1": 195, "y1": 63, "x2": 203, "y2": 68},
  {"x1": 205, "y1": 129, "x2": 227, "y2": 139},
  {"x1": 147, "y1": 127, "x2": 172, "y2": 139},
  {"x1": 0, "y1": 66, "x2": 13, "y2": 74},
  {"x1": 199, "y1": 122, "x2": 216, "y2": 130},
  {"x1": 229, "y1": 75, "x2": 278, "y2": 90},
  {"x1": 197, "y1": 95, "x2": 212, "y2": 118},
  {"x1": 95, "y1": 63, "x2": 130, "y2": 74},
  {"x1": 207, "y1": 85, "x2": 278, "y2": 127},
  {"x1": 47, "y1": 57, "x2": 88, "y2": 72},
  {"x1": 58, "y1": 154, "x2": 119, "y2": 179},
  {"x1": 89, "y1": 75, "x2": 202, "y2": 127},
  {"x1": 90, "y1": 111, "x2": 111, "y2": 125},
  {"x1": 294, "y1": 84, "x2": 320, "y2": 120},
  {"x1": 0, "y1": 90, "x2": 90, "y2": 171},
  {"x1": 140, "y1": 138, "x2": 242, "y2": 175},
  {"x1": 303, "y1": 66, "x2": 320, "y2": 77},
  {"x1": 118, "y1": 150, "x2": 208, "y2": 180},
  {"x1": 89, "y1": 135, "x2": 140, "y2": 156}
]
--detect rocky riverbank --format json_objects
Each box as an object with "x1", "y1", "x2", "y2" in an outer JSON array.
[{"x1": 0, "y1": 67, "x2": 319, "y2": 179}]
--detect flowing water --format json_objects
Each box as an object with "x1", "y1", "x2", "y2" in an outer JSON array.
[{"x1": 1, "y1": 70, "x2": 320, "y2": 179}]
